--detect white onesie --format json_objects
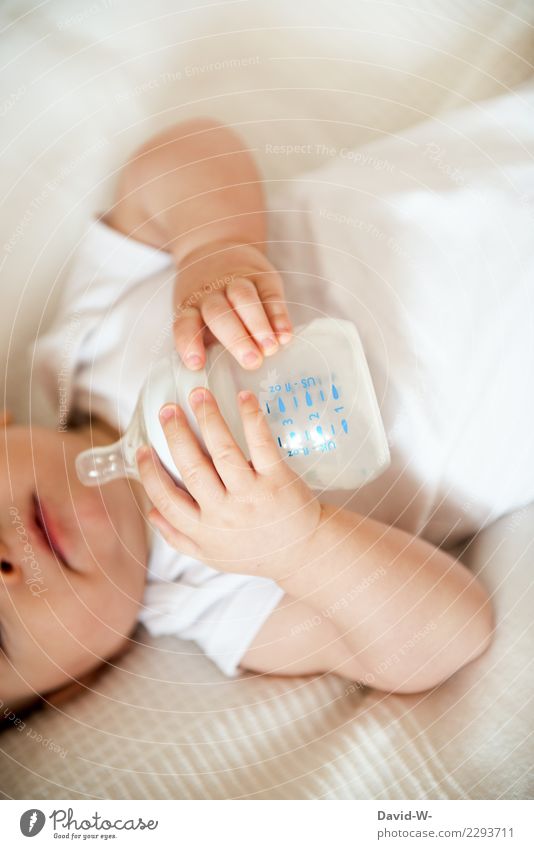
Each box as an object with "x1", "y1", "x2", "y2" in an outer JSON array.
[{"x1": 33, "y1": 85, "x2": 534, "y2": 675}]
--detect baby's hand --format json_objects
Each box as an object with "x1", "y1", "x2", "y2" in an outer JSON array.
[
  {"x1": 136, "y1": 388, "x2": 321, "y2": 580},
  {"x1": 172, "y1": 242, "x2": 292, "y2": 371}
]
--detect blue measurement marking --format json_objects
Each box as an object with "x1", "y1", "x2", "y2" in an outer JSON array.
[
  {"x1": 278, "y1": 397, "x2": 286, "y2": 413},
  {"x1": 277, "y1": 436, "x2": 282, "y2": 447},
  {"x1": 341, "y1": 419, "x2": 348, "y2": 433},
  {"x1": 316, "y1": 425, "x2": 323, "y2": 437},
  {"x1": 293, "y1": 396, "x2": 299, "y2": 409},
  {"x1": 265, "y1": 402, "x2": 271, "y2": 414},
  {"x1": 305, "y1": 390, "x2": 312, "y2": 407},
  {"x1": 331, "y1": 424, "x2": 335, "y2": 434},
  {"x1": 319, "y1": 389, "x2": 325, "y2": 402},
  {"x1": 289, "y1": 431, "x2": 296, "y2": 439},
  {"x1": 332, "y1": 384, "x2": 339, "y2": 400}
]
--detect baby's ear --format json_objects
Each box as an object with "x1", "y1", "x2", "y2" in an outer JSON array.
[{"x1": 0, "y1": 410, "x2": 12, "y2": 427}]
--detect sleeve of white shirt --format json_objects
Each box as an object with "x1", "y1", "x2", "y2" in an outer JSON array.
[
  {"x1": 32, "y1": 218, "x2": 174, "y2": 427},
  {"x1": 140, "y1": 535, "x2": 284, "y2": 677},
  {"x1": 32, "y1": 219, "x2": 284, "y2": 677}
]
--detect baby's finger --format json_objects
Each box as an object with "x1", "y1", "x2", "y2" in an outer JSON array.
[
  {"x1": 136, "y1": 445, "x2": 199, "y2": 531},
  {"x1": 225, "y1": 278, "x2": 279, "y2": 356},
  {"x1": 200, "y1": 292, "x2": 263, "y2": 369},
  {"x1": 254, "y1": 271, "x2": 293, "y2": 345},
  {"x1": 238, "y1": 391, "x2": 285, "y2": 476},
  {"x1": 173, "y1": 306, "x2": 205, "y2": 370},
  {"x1": 158, "y1": 405, "x2": 226, "y2": 504},
  {"x1": 148, "y1": 508, "x2": 201, "y2": 558},
  {"x1": 189, "y1": 387, "x2": 253, "y2": 492}
]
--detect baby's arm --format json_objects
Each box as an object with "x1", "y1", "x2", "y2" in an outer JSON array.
[
  {"x1": 107, "y1": 119, "x2": 292, "y2": 369},
  {"x1": 241, "y1": 507, "x2": 492, "y2": 692},
  {"x1": 107, "y1": 118, "x2": 265, "y2": 261},
  {"x1": 137, "y1": 390, "x2": 493, "y2": 694}
]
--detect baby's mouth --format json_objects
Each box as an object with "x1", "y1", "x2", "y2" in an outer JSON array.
[{"x1": 31, "y1": 493, "x2": 72, "y2": 570}]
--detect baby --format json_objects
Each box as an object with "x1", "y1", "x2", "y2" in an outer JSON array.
[{"x1": 3, "y1": 88, "x2": 534, "y2": 713}]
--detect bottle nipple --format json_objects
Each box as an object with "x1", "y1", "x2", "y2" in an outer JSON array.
[{"x1": 75, "y1": 440, "x2": 129, "y2": 486}]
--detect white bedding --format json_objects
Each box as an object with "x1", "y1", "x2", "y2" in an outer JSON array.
[{"x1": 1, "y1": 0, "x2": 533, "y2": 800}]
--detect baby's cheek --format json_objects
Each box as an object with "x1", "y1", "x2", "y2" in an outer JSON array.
[
  {"x1": 62, "y1": 582, "x2": 134, "y2": 659},
  {"x1": 22, "y1": 605, "x2": 95, "y2": 682},
  {"x1": 88, "y1": 580, "x2": 140, "y2": 654},
  {"x1": 75, "y1": 483, "x2": 115, "y2": 521}
]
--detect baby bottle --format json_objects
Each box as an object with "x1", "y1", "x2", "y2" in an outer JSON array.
[{"x1": 75, "y1": 318, "x2": 390, "y2": 491}]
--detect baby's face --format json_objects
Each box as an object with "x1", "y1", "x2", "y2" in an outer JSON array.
[{"x1": 0, "y1": 421, "x2": 149, "y2": 709}]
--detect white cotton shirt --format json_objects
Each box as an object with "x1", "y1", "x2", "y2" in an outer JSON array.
[{"x1": 33, "y1": 86, "x2": 534, "y2": 672}]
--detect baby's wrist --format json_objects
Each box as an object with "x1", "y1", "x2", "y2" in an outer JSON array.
[
  {"x1": 272, "y1": 502, "x2": 332, "y2": 589},
  {"x1": 173, "y1": 238, "x2": 267, "y2": 274}
]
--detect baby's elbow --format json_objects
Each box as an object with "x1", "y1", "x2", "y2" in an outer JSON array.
[
  {"x1": 417, "y1": 585, "x2": 494, "y2": 694},
  {"x1": 398, "y1": 579, "x2": 495, "y2": 694},
  {"x1": 346, "y1": 587, "x2": 495, "y2": 697},
  {"x1": 409, "y1": 586, "x2": 494, "y2": 694}
]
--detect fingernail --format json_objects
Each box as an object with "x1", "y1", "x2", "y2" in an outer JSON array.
[
  {"x1": 238, "y1": 390, "x2": 254, "y2": 403},
  {"x1": 136, "y1": 445, "x2": 151, "y2": 463},
  {"x1": 189, "y1": 387, "x2": 208, "y2": 406},
  {"x1": 274, "y1": 321, "x2": 292, "y2": 345},
  {"x1": 185, "y1": 354, "x2": 203, "y2": 370},
  {"x1": 148, "y1": 515, "x2": 164, "y2": 533},
  {"x1": 159, "y1": 405, "x2": 178, "y2": 423},
  {"x1": 242, "y1": 350, "x2": 261, "y2": 367},
  {"x1": 260, "y1": 335, "x2": 278, "y2": 354}
]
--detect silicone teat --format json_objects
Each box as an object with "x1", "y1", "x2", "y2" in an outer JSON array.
[{"x1": 75, "y1": 439, "x2": 131, "y2": 486}]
